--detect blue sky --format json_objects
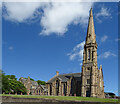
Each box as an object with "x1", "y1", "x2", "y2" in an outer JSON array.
[{"x1": 2, "y1": 2, "x2": 118, "y2": 95}]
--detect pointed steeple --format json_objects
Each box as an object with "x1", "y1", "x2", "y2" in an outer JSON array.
[
  {"x1": 86, "y1": 8, "x2": 96, "y2": 44},
  {"x1": 90, "y1": 8, "x2": 93, "y2": 17},
  {"x1": 81, "y1": 8, "x2": 104, "y2": 98},
  {"x1": 28, "y1": 76, "x2": 30, "y2": 81}
]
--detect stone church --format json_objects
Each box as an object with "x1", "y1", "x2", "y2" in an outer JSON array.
[
  {"x1": 46, "y1": 8, "x2": 105, "y2": 98},
  {"x1": 19, "y1": 77, "x2": 48, "y2": 95}
]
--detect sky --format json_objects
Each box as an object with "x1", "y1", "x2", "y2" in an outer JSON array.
[{"x1": 1, "y1": 2, "x2": 118, "y2": 95}]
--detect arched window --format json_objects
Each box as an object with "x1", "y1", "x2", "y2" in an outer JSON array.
[
  {"x1": 87, "y1": 79, "x2": 90, "y2": 84},
  {"x1": 56, "y1": 80, "x2": 59, "y2": 96},
  {"x1": 50, "y1": 84, "x2": 52, "y2": 95},
  {"x1": 92, "y1": 51, "x2": 94, "y2": 61},
  {"x1": 88, "y1": 49, "x2": 90, "y2": 60}
]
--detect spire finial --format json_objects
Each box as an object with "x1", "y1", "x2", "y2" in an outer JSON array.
[{"x1": 90, "y1": 8, "x2": 93, "y2": 17}]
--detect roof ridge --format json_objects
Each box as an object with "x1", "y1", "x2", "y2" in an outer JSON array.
[
  {"x1": 59, "y1": 72, "x2": 81, "y2": 76},
  {"x1": 46, "y1": 72, "x2": 81, "y2": 83},
  {"x1": 46, "y1": 75, "x2": 57, "y2": 83}
]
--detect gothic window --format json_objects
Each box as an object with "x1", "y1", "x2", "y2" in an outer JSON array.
[
  {"x1": 88, "y1": 49, "x2": 90, "y2": 60},
  {"x1": 87, "y1": 79, "x2": 90, "y2": 84},
  {"x1": 56, "y1": 80, "x2": 59, "y2": 96},
  {"x1": 50, "y1": 84, "x2": 52, "y2": 95},
  {"x1": 92, "y1": 51, "x2": 94, "y2": 61},
  {"x1": 63, "y1": 83, "x2": 66, "y2": 96},
  {"x1": 56, "y1": 80, "x2": 59, "y2": 88},
  {"x1": 85, "y1": 49, "x2": 87, "y2": 61}
]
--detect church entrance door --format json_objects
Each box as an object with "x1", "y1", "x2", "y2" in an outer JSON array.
[{"x1": 86, "y1": 91, "x2": 90, "y2": 97}]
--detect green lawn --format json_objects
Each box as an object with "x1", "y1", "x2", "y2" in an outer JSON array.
[{"x1": 1, "y1": 94, "x2": 119, "y2": 103}]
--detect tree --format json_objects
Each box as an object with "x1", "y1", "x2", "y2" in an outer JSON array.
[
  {"x1": 2, "y1": 72, "x2": 10, "y2": 94},
  {"x1": 2, "y1": 72, "x2": 27, "y2": 94},
  {"x1": 30, "y1": 78, "x2": 34, "y2": 81},
  {"x1": 9, "y1": 80, "x2": 26, "y2": 94},
  {"x1": 24, "y1": 77, "x2": 34, "y2": 81},
  {"x1": 6, "y1": 75, "x2": 17, "y2": 80},
  {"x1": 37, "y1": 80, "x2": 46, "y2": 85}
]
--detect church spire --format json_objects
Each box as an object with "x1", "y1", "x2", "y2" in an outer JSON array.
[
  {"x1": 90, "y1": 8, "x2": 93, "y2": 17},
  {"x1": 86, "y1": 8, "x2": 96, "y2": 44}
]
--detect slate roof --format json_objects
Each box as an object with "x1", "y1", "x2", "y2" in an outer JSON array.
[
  {"x1": 20, "y1": 78, "x2": 27, "y2": 83},
  {"x1": 41, "y1": 85, "x2": 46, "y2": 89},
  {"x1": 19, "y1": 78, "x2": 38, "y2": 86},
  {"x1": 19, "y1": 77, "x2": 47, "y2": 91},
  {"x1": 46, "y1": 72, "x2": 81, "y2": 84},
  {"x1": 31, "y1": 81, "x2": 38, "y2": 86}
]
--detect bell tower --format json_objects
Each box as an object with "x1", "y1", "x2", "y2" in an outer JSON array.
[
  {"x1": 81, "y1": 8, "x2": 104, "y2": 98},
  {"x1": 83, "y1": 8, "x2": 97, "y2": 64}
]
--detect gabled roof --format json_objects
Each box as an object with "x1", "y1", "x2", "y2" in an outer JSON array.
[
  {"x1": 35, "y1": 84, "x2": 48, "y2": 92},
  {"x1": 46, "y1": 72, "x2": 81, "y2": 84},
  {"x1": 31, "y1": 80, "x2": 38, "y2": 86},
  {"x1": 41, "y1": 85, "x2": 46, "y2": 89},
  {"x1": 19, "y1": 77, "x2": 38, "y2": 86},
  {"x1": 19, "y1": 78, "x2": 27, "y2": 83}
]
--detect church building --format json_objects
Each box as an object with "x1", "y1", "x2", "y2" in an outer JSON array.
[
  {"x1": 19, "y1": 77, "x2": 48, "y2": 95},
  {"x1": 46, "y1": 8, "x2": 105, "y2": 98}
]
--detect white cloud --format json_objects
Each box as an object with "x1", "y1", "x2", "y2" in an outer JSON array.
[
  {"x1": 100, "y1": 35, "x2": 108, "y2": 42},
  {"x1": 40, "y1": 2, "x2": 93, "y2": 35},
  {"x1": 115, "y1": 38, "x2": 120, "y2": 42},
  {"x1": 98, "y1": 51, "x2": 116, "y2": 59},
  {"x1": 9, "y1": 46, "x2": 13, "y2": 50},
  {"x1": 96, "y1": 7, "x2": 111, "y2": 23},
  {"x1": 3, "y1": 2, "x2": 94, "y2": 35},
  {"x1": 3, "y1": 2, "x2": 45, "y2": 22},
  {"x1": 67, "y1": 41, "x2": 85, "y2": 61},
  {"x1": 0, "y1": 2, "x2": 2, "y2": 11}
]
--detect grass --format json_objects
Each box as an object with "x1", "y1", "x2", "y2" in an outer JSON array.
[{"x1": 1, "y1": 94, "x2": 120, "y2": 103}]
